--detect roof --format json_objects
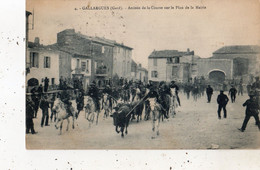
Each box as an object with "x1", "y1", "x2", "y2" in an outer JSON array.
[
  {"x1": 57, "y1": 29, "x2": 132, "y2": 48},
  {"x1": 148, "y1": 50, "x2": 194, "y2": 58},
  {"x1": 46, "y1": 44, "x2": 90, "y2": 57},
  {"x1": 137, "y1": 67, "x2": 148, "y2": 72},
  {"x1": 131, "y1": 59, "x2": 137, "y2": 66},
  {"x1": 213, "y1": 45, "x2": 260, "y2": 54},
  {"x1": 114, "y1": 42, "x2": 133, "y2": 50}
]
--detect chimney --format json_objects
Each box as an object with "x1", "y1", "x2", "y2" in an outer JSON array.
[
  {"x1": 34, "y1": 37, "x2": 40, "y2": 46},
  {"x1": 187, "y1": 48, "x2": 190, "y2": 52}
]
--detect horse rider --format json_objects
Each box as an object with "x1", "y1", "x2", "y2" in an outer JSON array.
[
  {"x1": 143, "y1": 83, "x2": 159, "y2": 120},
  {"x1": 158, "y1": 82, "x2": 170, "y2": 119},
  {"x1": 103, "y1": 85, "x2": 113, "y2": 110},
  {"x1": 87, "y1": 82, "x2": 100, "y2": 112},
  {"x1": 76, "y1": 91, "x2": 84, "y2": 119},
  {"x1": 170, "y1": 81, "x2": 181, "y2": 106},
  {"x1": 60, "y1": 89, "x2": 73, "y2": 117}
]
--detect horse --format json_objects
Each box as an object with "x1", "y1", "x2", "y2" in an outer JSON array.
[
  {"x1": 52, "y1": 98, "x2": 77, "y2": 135},
  {"x1": 102, "y1": 93, "x2": 110, "y2": 118},
  {"x1": 169, "y1": 87, "x2": 178, "y2": 117},
  {"x1": 149, "y1": 97, "x2": 162, "y2": 138},
  {"x1": 131, "y1": 89, "x2": 144, "y2": 123},
  {"x1": 84, "y1": 96, "x2": 99, "y2": 127}
]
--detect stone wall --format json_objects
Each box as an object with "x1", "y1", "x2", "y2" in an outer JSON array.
[{"x1": 196, "y1": 58, "x2": 233, "y2": 80}]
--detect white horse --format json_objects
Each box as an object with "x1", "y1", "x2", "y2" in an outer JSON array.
[
  {"x1": 149, "y1": 97, "x2": 162, "y2": 138},
  {"x1": 84, "y1": 96, "x2": 98, "y2": 127},
  {"x1": 53, "y1": 98, "x2": 77, "y2": 135},
  {"x1": 102, "y1": 93, "x2": 110, "y2": 118},
  {"x1": 169, "y1": 87, "x2": 178, "y2": 117}
]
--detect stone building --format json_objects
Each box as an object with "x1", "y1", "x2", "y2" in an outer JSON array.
[
  {"x1": 211, "y1": 45, "x2": 260, "y2": 83},
  {"x1": 136, "y1": 63, "x2": 148, "y2": 83},
  {"x1": 26, "y1": 39, "x2": 71, "y2": 91},
  {"x1": 148, "y1": 49, "x2": 195, "y2": 83},
  {"x1": 195, "y1": 58, "x2": 233, "y2": 83},
  {"x1": 56, "y1": 29, "x2": 114, "y2": 88},
  {"x1": 113, "y1": 43, "x2": 133, "y2": 80},
  {"x1": 56, "y1": 29, "x2": 133, "y2": 88}
]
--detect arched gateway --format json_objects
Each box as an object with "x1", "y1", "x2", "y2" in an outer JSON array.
[{"x1": 208, "y1": 69, "x2": 226, "y2": 83}]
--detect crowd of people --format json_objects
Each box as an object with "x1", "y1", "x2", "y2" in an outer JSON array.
[{"x1": 26, "y1": 76, "x2": 260, "y2": 135}]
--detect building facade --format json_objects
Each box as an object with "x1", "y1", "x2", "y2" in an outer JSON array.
[
  {"x1": 211, "y1": 45, "x2": 260, "y2": 83},
  {"x1": 56, "y1": 29, "x2": 114, "y2": 88},
  {"x1": 26, "y1": 40, "x2": 70, "y2": 91},
  {"x1": 148, "y1": 49, "x2": 195, "y2": 83},
  {"x1": 113, "y1": 43, "x2": 133, "y2": 80}
]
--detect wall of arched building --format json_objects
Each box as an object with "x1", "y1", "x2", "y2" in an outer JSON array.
[{"x1": 195, "y1": 58, "x2": 233, "y2": 81}]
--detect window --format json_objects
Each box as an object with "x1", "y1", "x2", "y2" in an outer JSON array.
[
  {"x1": 172, "y1": 66, "x2": 178, "y2": 76},
  {"x1": 102, "y1": 46, "x2": 105, "y2": 53},
  {"x1": 76, "y1": 59, "x2": 80, "y2": 68},
  {"x1": 175, "y1": 57, "x2": 180, "y2": 63},
  {"x1": 167, "y1": 58, "x2": 173, "y2": 63},
  {"x1": 51, "y1": 78, "x2": 55, "y2": 85},
  {"x1": 151, "y1": 71, "x2": 158, "y2": 78},
  {"x1": 153, "y1": 58, "x2": 157, "y2": 66},
  {"x1": 44, "y1": 56, "x2": 51, "y2": 68},
  {"x1": 81, "y1": 61, "x2": 86, "y2": 71},
  {"x1": 86, "y1": 60, "x2": 89, "y2": 73},
  {"x1": 30, "y1": 52, "x2": 39, "y2": 68}
]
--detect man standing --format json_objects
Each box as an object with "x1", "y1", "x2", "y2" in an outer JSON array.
[
  {"x1": 39, "y1": 94, "x2": 50, "y2": 127},
  {"x1": 238, "y1": 92, "x2": 260, "y2": 132},
  {"x1": 31, "y1": 87, "x2": 40, "y2": 118},
  {"x1": 44, "y1": 77, "x2": 49, "y2": 92},
  {"x1": 251, "y1": 76, "x2": 260, "y2": 106},
  {"x1": 217, "y1": 90, "x2": 229, "y2": 119},
  {"x1": 229, "y1": 85, "x2": 237, "y2": 103},
  {"x1": 238, "y1": 83, "x2": 243, "y2": 96},
  {"x1": 206, "y1": 85, "x2": 213, "y2": 103},
  {"x1": 26, "y1": 95, "x2": 37, "y2": 134}
]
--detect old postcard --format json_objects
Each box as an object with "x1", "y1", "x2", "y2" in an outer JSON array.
[{"x1": 25, "y1": 0, "x2": 260, "y2": 150}]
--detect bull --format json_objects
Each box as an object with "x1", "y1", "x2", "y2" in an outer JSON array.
[{"x1": 111, "y1": 103, "x2": 132, "y2": 138}]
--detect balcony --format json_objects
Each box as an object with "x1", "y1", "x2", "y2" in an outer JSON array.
[{"x1": 95, "y1": 68, "x2": 108, "y2": 77}]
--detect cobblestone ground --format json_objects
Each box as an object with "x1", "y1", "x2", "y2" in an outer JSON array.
[{"x1": 26, "y1": 92, "x2": 260, "y2": 149}]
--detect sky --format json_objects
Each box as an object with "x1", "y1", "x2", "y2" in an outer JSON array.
[{"x1": 27, "y1": 0, "x2": 260, "y2": 68}]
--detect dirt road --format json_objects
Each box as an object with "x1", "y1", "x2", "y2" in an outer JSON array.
[{"x1": 26, "y1": 92, "x2": 260, "y2": 149}]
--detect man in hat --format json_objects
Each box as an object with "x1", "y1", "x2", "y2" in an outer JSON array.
[
  {"x1": 206, "y1": 85, "x2": 213, "y2": 103},
  {"x1": 87, "y1": 82, "x2": 100, "y2": 112},
  {"x1": 217, "y1": 90, "x2": 229, "y2": 119},
  {"x1": 39, "y1": 93, "x2": 50, "y2": 127},
  {"x1": 238, "y1": 91, "x2": 260, "y2": 132},
  {"x1": 229, "y1": 85, "x2": 237, "y2": 103},
  {"x1": 26, "y1": 95, "x2": 37, "y2": 134},
  {"x1": 251, "y1": 76, "x2": 260, "y2": 106}
]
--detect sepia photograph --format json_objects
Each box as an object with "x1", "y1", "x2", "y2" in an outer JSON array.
[{"x1": 25, "y1": 0, "x2": 260, "y2": 150}]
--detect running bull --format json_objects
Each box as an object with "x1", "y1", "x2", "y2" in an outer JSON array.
[{"x1": 111, "y1": 103, "x2": 132, "y2": 138}]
